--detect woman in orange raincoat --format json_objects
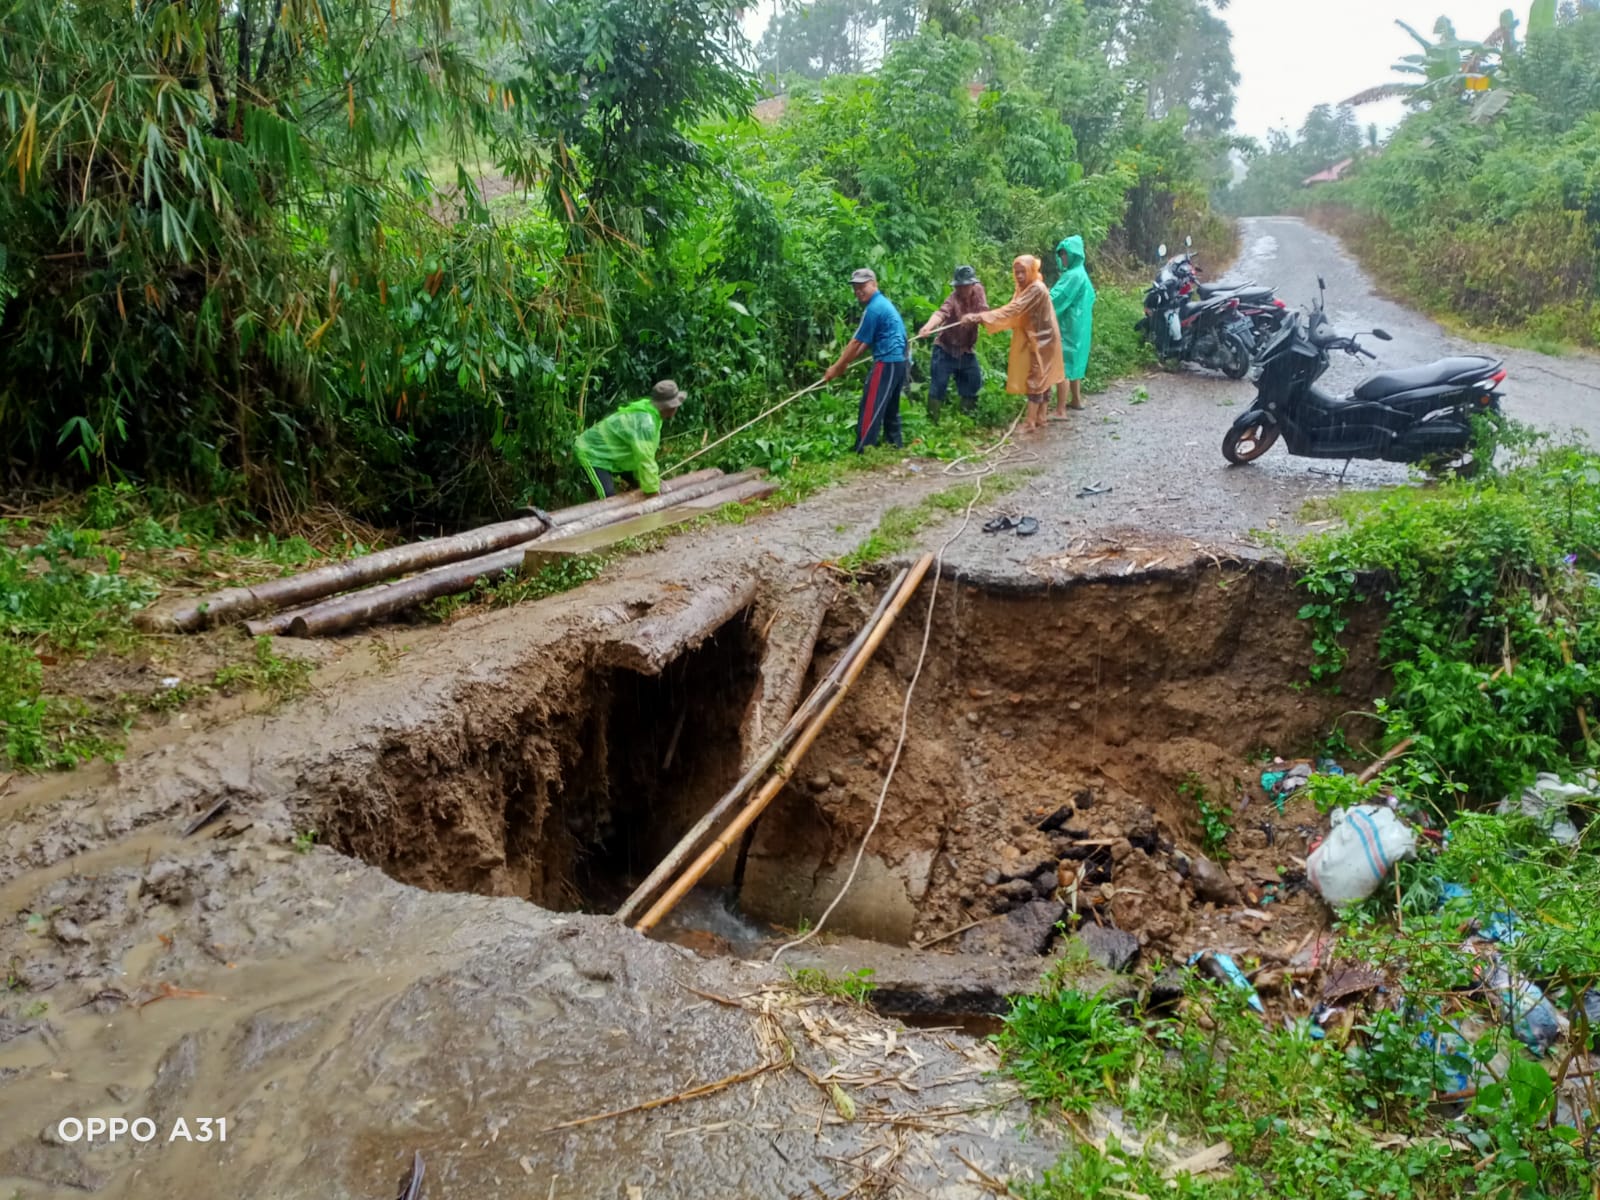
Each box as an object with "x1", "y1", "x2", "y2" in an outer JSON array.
[{"x1": 961, "y1": 255, "x2": 1065, "y2": 432}]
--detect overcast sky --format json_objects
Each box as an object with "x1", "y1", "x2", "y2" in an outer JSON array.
[
  {"x1": 1227, "y1": 0, "x2": 1515, "y2": 142},
  {"x1": 738, "y1": 1, "x2": 1517, "y2": 143}
]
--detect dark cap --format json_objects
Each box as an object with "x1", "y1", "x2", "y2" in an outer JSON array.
[
  {"x1": 651, "y1": 379, "x2": 684, "y2": 410},
  {"x1": 952, "y1": 265, "x2": 979, "y2": 287},
  {"x1": 848, "y1": 268, "x2": 877, "y2": 285}
]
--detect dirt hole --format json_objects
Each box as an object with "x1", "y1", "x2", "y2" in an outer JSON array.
[{"x1": 321, "y1": 565, "x2": 1381, "y2": 1008}]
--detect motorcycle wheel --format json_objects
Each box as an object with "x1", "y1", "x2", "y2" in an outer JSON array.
[
  {"x1": 1222, "y1": 338, "x2": 1251, "y2": 380},
  {"x1": 1222, "y1": 421, "x2": 1280, "y2": 465}
]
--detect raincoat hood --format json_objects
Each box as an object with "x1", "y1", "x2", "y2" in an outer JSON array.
[
  {"x1": 1056, "y1": 236, "x2": 1086, "y2": 269},
  {"x1": 1011, "y1": 255, "x2": 1044, "y2": 296}
]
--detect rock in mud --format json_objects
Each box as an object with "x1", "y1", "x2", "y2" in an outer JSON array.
[
  {"x1": 1147, "y1": 966, "x2": 1188, "y2": 1013},
  {"x1": 1075, "y1": 925, "x2": 1141, "y2": 973},
  {"x1": 964, "y1": 899, "x2": 1067, "y2": 959},
  {"x1": 1036, "y1": 804, "x2": 1074, "y2": 833},
  {"x1": 807, "y1": 774, "x2": 831, "y2": 793},
  {"x1": 1189, "y1": 856, "x2": 1241, "y2": 907},
  {"x1": 996, "y1": 878, "x2": 1036, "y2": 904}
]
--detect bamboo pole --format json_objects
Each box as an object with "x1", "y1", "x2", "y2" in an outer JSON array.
[
  {"x1": 142, "y1": 468, "x2": 728, "y2": 633},
  {"x1": 282, "y1": 472, "x2": 763, "y2": 638},
  {"x1": 631, "y1": 553, "x2": 934, "y2": 934},
  {"x1": 611, "y1": 568, "x2": 908, "y2": 926}
]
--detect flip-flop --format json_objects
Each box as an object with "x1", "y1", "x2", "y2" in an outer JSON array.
[
  {"x1": 1015, "y1": 517, "x2": 1040, "y2": 537},
  {"x1": 983, "y1": 515, "x2": 1016, "y2": 534},
  {"x1": 1076, "y1": 483, "x2": 1113, "y2": 499}
]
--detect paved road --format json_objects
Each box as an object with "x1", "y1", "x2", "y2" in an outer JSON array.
[{"x1": 943, "y1": 216, "x2": 1600, "y2": 581}]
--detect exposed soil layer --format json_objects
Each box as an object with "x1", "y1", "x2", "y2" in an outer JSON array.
[
  {"x1": 310, "y1": 556, "x2": 1380, "y2": 983},
  {"x1": 730, "y1": 560, "x2": 1383, "y2": 971}
]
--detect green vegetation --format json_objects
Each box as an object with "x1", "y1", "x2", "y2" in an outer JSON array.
[
  {"x1": 1, "y1": 0, "x2": 1234, "y2": 527},
  {"x1": 837, "y1": 475, "x2": 1023, "y2": 572},
  {"x1": 1293, "y1": 432, "x2": 1600, "y2": 806},
  {"x1": 1230, "y1": 3, "x2": 1600, "y2": 347},
  {"x1": 1002, "y1": 430, "x2": 1600, "y2": 1199},
  {"x1": 1179, "y1": 771, "x2": 1233, "y2": 856},
  {"x1": 0, "y1": 489, "x2": 364, "y2": 771},
  {"x1": 785, "y1": 965, "x2": 877, "y2": 1005}
]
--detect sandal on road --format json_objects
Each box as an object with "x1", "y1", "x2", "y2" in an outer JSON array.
[
  {"x1": 1076, "y1": 482, "x2": 1113, "y2": 499},
  {"x1": 1015, "y1": 517, "x2": 1040, "y2": 537},
  {"x1": 983, "y1": 515, "x2": 1017, "y2": 534}
]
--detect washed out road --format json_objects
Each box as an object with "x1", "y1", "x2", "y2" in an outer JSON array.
[{"x1": 943, "y1": 216, "x2": 1600, "y2": 581}]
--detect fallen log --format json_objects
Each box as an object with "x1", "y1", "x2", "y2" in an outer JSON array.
[
  {"x1": 521, "y1": 476, "x2": 776, "y2": 570},
  {"x1": 631, "y1": 554, "x2": 935, "y2": 933},
  {"x1": 600, "y1": 575, "x2": 761, "y2": 677},
  {"x1": 612, "y1": 572, "x2": 905, "y2": 926},
  {"x1": 282, "y1": 471, "x2": 761, "y2": 638},
  {"x1": 738, "y1": 581, "x2": 832, "y2": 769},
  {"x1": 139, "y1": 468, "x2": 728, "y2": 633}
]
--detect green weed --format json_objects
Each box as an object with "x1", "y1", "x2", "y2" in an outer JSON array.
[
  {"x1": 1179, "y1": 772, "x2": 1232, "y2": 857},
  {"x1": 839, "y1": 476, "x2": 1021, "y2": 573},
  {"x1": 785, "y1": 966, "x2": 875, "y2": 1005},
  {"x1": 213, "y1": 637, "x2": 313, "y2": 705}
]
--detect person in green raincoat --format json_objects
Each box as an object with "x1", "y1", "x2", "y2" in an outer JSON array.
[
  {"x1": 572, "y1": 380, "x2": 684, "y2": 499},
  {"x1": 1050, "y1": 235, "x2": 1096, "y2": 416}
]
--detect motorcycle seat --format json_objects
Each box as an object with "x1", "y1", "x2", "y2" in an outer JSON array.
[
  {"x1": 1353, "y1": 356, "x2": 1501, "y2": 401},
  {"x1": 1197, "y1": 281, "x2": 1272, "y2": 302}
]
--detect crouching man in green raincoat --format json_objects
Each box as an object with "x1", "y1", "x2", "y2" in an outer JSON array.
[
  {"x1": 1050, "y1": 235, "x2": 1096, "y2": 416},
  {"x1": 572, "y1": 380, "x2": 684, "y2": 498}
]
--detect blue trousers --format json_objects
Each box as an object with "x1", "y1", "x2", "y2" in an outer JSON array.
[{"x1": 855, "y1": 359, "x2": 908, "y2": 452}]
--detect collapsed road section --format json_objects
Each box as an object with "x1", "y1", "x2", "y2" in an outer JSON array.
[{"x1": 0, "y1": 547, "x2": 1382, "y2": 1197}]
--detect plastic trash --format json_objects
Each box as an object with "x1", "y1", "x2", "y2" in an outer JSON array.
[
  {"x1": 1473, "y1": 948, "x2": 1567, "y2": 1055},
  {"x1": 1496, "y1": 772, "x2": 1588, "y2": 844},
  {"x1": 1188, "y1": 950, "x2": 1265, "y2": 1014},
  {"x1": 1307, "y1": 805, "x2": 1417, "y2": 906}
]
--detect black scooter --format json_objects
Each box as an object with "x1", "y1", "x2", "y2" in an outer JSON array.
[{"x1": 1222, "y1": 278, "x2": 1506, "y2": 475}]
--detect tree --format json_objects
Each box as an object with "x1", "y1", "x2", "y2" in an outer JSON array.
[{"x1": 507, "y1": 0, "x2": 754, "y2": 248}]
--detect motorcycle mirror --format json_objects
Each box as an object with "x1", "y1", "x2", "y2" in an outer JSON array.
[
  {"x1": 1158, "y1": 243, "x2": 1167, "y2": 258},
  {"x1": 1317, "y1": 275, "x2": 1326, "y2": 290},
  {"x1": 1371, "y1": 328, "x2": 1393, "y2": 341}
]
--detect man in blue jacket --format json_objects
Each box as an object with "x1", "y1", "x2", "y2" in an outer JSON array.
[{"x1": 821, "y1": 268, "x2": 909, "y2": 453}]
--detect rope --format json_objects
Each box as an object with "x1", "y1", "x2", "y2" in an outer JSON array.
[
  {"x1": 770, "y1": 400, "x2": 1028, "y2": 963},
  {"x1": 662, "y1": 324, "x2": 956, "y2": 479}
]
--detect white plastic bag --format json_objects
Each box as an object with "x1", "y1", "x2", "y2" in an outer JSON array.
[
  {"x1": 1307, "y1": 804, "x2": 1417, "y2": 906},
  {"x1": 1496, "y1": 771, "x2": 1589, "y2": 844}
]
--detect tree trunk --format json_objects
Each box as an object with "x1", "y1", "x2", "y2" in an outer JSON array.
[
  {"x1": 738, "y1": 580, "x2": 831, "y2": 769},
  {"x1": 599, "y1": 575, "x2": 761, "y2": 678},
  {"x1": 612, "y1": 570, "x2": 906, "y2": 927},
  {"x1": 282, "y1": 472, "x2": 756, "y2": 638},
  {"x1": 140, "y1": 468, "x2": 727, "y2": 633}
]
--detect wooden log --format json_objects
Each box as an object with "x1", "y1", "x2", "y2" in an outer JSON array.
[
  {"x1": 612, "y1": 571, "x2": 906, "y2": 926},
  {"x1": 600, "y1": 575, "x2": 761, "y2": 677},
  {"x1": 631, "y1": 553, "x2": 935, "y2": 933},
  {"x1": 519, "y1": 477, "x2": 775, "y2": 569},
  {"x1": 522, "y1": 470, "x2": 762, "y2": 555},
  {"x1": 738, "y1": 582, "x2": 832, "y2": 770},
  {"x1": 253, "y1": 480, "x2": 777, "y2": 637},
  {"x1": 139, "y1": 468, "x2": 727, "y2": 633},
  {"x1": 283, "y1": 472, "x2": 757, "y2": 638}
]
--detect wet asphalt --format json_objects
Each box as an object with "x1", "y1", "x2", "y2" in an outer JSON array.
[{"x1": 942, "y1": 216, "x2": 1600, "y2": 581}]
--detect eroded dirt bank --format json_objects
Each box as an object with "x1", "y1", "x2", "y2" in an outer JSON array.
[{"x1": 0, "y1": 543, "x2": 1382, "y2": 1197}]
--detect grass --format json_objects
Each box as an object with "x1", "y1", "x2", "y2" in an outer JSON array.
[
  {"x1": 0, "y1": 486, "x2": 373, "y2": 772},
  {"x1": 838, "y1": 475, "x2": 1024, "y2": 573},
  {"x1": 785, "y1": 965, "x2": 876, "y2": 1005}
]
